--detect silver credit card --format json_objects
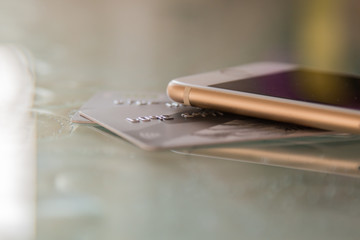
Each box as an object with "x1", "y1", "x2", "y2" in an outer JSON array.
[
  {"x1": 71, "y1": 91, "x2": 169, "y2": 123},
  {"x1": 80, "y1": 102, "x2": 328, "y2": 150}
]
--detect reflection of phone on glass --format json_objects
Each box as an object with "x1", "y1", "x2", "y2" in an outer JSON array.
[
  {"x1": 174, "y1": 135, "x2": 360, "y2": 178},
  {"x1": 167, "y1": 62, "x2": 360, "y2": 133}
]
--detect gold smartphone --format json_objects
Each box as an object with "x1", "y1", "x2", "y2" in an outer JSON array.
[{"x1": 167, "y1": 62, "x2": 360, "y2": 133}]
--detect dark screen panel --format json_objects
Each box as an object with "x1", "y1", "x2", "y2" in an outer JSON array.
[{"x1": 211, "y1": 70, "x2": 360, "y2": 111}]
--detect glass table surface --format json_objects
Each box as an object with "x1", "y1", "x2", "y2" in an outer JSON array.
[{"x1": 1, "y1": 1, "x2": 360, "y2": 240}]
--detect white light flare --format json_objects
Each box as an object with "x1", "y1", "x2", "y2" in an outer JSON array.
[{"x1": 0, "y1": 45, "x2": 36, "y2": 240}]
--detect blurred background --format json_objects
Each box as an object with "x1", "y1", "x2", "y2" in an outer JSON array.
[
  {"x1": 0, "y1": 0, "x2": 359, "y2": 93},
  {"x1": 1, "y1": 0, "x2": 360, "y2": 239}
]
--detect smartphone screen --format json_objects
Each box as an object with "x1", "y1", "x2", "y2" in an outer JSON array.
[{"x1": 210, "y1": 69, "x2": 360, "y2": 111}]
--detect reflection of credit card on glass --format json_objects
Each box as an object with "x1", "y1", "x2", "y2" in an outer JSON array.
[{"x1": 78, "y1": 92, "x2": 328, "y2": 150}]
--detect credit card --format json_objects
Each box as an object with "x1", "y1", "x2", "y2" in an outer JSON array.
[
  {"x1": 71, "y1": 91, "x2": 169, "y2": 123},
  {"x1": 80, "y1": 103, "x2": 328, "y2": 150}
]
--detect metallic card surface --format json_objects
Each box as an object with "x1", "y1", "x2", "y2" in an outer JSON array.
[
  {"x1": 80, "y1": 103, "x2": 327, "y2": 150},
  {"x1": 71, "y1": 91, "x2": 169, "y2": 123}
]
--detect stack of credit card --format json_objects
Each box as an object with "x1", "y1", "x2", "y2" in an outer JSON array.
[{"x1": 72, "y1": 91, "x2": 327, "y2": 150}]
